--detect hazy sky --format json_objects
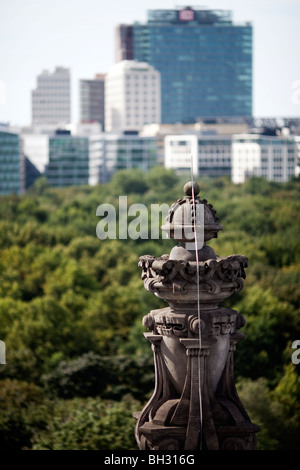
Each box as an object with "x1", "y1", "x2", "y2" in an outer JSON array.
[{"x1": 0, "y1": 0, "x2": 300, "y2": 126}]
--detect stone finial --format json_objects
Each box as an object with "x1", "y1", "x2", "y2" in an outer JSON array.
[
  {"x1": 161, "y1": 181, "x2": 223, "y2": 246},
  {"x1": 135, "y1": 181, "x2": 259, "y2": 451}
]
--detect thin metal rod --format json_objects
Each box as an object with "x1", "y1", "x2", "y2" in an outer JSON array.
[{"x1": 190, "y1": 156, "x2": 203, "y2": 449}]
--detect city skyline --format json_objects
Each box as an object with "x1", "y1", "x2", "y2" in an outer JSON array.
[{"x1": 0, "y1": 0, "x2": 300, "y2": 127}]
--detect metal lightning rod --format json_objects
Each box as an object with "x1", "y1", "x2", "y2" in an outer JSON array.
[{"x1": 190, "y1": 155, "x2": 203, "y2": 449}]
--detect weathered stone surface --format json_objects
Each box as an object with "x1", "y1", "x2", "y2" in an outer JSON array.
[{"x1": 134, "y1": 182, "x2": 259, "y2": 450}]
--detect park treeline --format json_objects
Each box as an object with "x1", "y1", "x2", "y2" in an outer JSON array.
[{"x1": 0, "y1": 167, "x2": 299, "y2": 450}]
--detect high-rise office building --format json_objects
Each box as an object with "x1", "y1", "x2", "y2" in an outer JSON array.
[
  {"x1": 80, "y1": 74, "x2": 106, "y2": 128},
  {"x1": 115, "y1": 25, "x2": 134, "y2": 62},
  {"x1": 32, "y1": 67, "x2": 71, "y2": 126},
  {"x1": 117, "y1": 6, "x2": 252, "y2": 124},
  {"x1": 105, "y1": 60, "x2": 161, "y2": 132}
]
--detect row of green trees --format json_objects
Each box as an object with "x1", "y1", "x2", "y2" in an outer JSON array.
[{"x1": 0, "y1": 168, "x2": 299, "y2": 449}]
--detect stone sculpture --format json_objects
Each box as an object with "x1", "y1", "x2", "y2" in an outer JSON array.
[{"x1": 134, "y1": 181, "x2": 259, "y2": 450}]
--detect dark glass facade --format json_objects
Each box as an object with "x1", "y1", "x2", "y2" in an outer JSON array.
[
  {"x1": 104, "y1": 135, "x2": 158, "y2": 180},
  {"x1": 132, "y1": 7, "x2": 252, "y2": 123},
  {"x1": 47, "y1": 134, "x2": 89, "y2": 187},
  {"x1": 115, "y1": 25, "x2": 134, "y2": 62},
  {"x1": 0, "y1": 129, "x2": 23, "y2": 195},
  {"x1": 80, "y1": 75, "x2": 105, "y2": 127}
]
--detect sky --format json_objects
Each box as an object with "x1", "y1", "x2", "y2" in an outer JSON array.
[{"x1": 0, "y1": 0, "x2": 300, "y2": 127}]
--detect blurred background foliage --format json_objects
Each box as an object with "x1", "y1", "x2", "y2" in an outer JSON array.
[{"x1": 0, "y1": 168, "x2": 299, "y2": 450}]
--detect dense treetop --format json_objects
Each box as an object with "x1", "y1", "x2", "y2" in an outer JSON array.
[{"x1": 0, "y1": 169, "x2": 299, "y2": 450}]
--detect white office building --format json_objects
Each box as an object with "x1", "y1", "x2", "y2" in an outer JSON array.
[
  {"x1": 164, "y1": 135, "x2": 198, "y2": 175},
  {"x1": 22, "y1": 133, "x2": 49, "y2": 174},
  {"x1": 105, "y1": 60, "x2": 161, "y2": 132},
  {"x1": 232, "y1": 134, "x2": 298, "y2": 183},
  {"x1": 32, "y1": 67, "x2": 71, "y2": 127},
  {"x1": 164, "y1": 134, "x2": 232, "y2": 178},
  {"x1": 88, "y1": 134, "x2": 105, "y2": 185}
]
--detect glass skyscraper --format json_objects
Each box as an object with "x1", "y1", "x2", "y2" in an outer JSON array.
[{"x1": 129, "y1": 7, "x2": 252, "y2": 123}]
